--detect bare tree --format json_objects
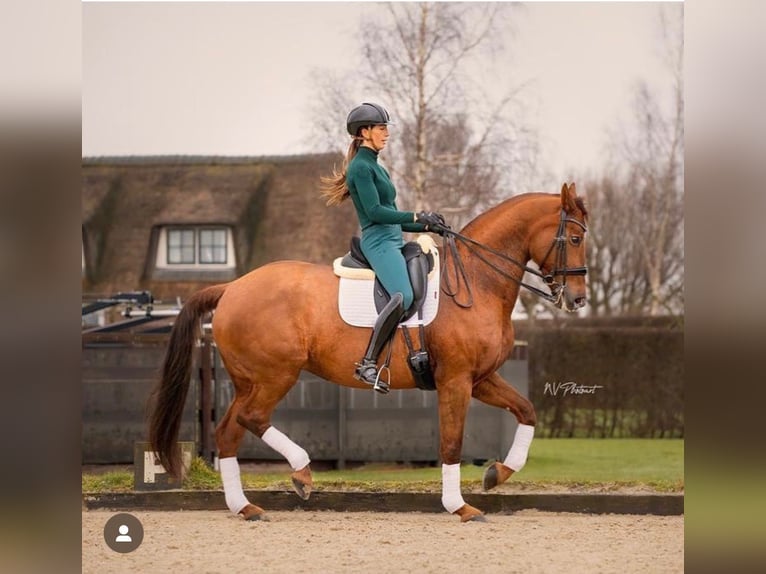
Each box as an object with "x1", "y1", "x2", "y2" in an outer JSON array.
[
  {"x1": 582, "y1": 6, "x2": 683, "y2": 317},
  {"x1": 583, "y1": 175, "x2": 629, "y2": 316},
  {"x1": 310, "y1": 2, "x2": 540, "y2": 230},
  {"x1": 309, "y1": 68, "x2": 358, "y2": 154},
  {"x1": 581, "y1": 173, "x2": 656, "y2": 316}
]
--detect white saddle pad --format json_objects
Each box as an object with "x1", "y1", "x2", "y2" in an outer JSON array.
[{"x1": 334, "y1": 235, "x2": 441, "y2": 328}]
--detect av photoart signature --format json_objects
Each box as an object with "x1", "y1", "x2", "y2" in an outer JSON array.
[{"x1": 543, "y1": 381, "x2": 604, "y2": 397}]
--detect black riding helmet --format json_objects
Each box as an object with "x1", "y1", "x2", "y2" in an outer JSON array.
[{"x1": 346, "y1": 102, "x2": 394, "y2": 136}]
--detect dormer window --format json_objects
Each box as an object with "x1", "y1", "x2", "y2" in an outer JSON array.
[
  {"x1": 167, "y1": 229, "x2": 196, "y2": 264},
  {"x1": 198, "y1": 229, "x2": 228, "y2": 264},
  {"x1": 156, "y1": 226, "x2": 236, "y2": 270}
]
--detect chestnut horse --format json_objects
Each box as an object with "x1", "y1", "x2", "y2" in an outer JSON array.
[{"x1": 149, "y1": 183, "x2": 588, "y2": 522}]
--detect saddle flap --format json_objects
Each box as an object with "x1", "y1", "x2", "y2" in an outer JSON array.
[
  {"x1": 336, "y1": 236, "x2": 441, "y2": 329},
  {"x1": 372, "y1": 243, "x2": 433, "y2": 320}
]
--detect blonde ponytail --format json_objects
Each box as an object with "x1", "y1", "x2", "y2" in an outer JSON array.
[{"x1": 320, "y1": 138, "x2": 362, "y2": 206}]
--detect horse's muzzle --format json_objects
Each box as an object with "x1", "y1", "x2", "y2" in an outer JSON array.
[{"x1": 562, "y1": 287, "x2": 587, "y2": 312}]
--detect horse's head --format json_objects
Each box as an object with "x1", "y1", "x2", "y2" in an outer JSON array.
[{"x1": 529, "y1": 182, "x2": 589, "y2": 312}]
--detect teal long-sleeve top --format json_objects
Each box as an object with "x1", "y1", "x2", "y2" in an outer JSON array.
[{"x1": 347, "y1": 146, "x2": 426, "y2": 233}]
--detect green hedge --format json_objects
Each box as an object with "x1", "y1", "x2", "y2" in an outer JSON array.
[{"x1": 524, "y1": 318, "x2": 683, "y2": 438}]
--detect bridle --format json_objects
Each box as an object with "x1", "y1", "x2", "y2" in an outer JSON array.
[
  {"x1": 538, "y1": 208, "x2": 589, "y2": 295},
  {"x1": 439, "y1": 209, "x2": 588, "y2": 308}
]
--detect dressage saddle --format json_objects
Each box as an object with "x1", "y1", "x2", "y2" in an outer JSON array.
[{"x1": 339, "y1": 236, "x2": 434, "y2": 322}]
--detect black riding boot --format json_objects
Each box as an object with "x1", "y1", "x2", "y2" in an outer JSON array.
[{"x1": 354, "y1": 292, "x2": 405, "y2": 394}]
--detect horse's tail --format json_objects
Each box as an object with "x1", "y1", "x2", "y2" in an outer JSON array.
[{"x1": 148, "y1": 283, "x2": 228, "y2": 477}]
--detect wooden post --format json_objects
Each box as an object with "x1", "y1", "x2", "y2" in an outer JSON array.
[
  {"x1": 200, "y1": 337, "x2": 213, "y2": 464},
  {"x1": 337, "y1": 386, "x2": 347, "y2": 470}
]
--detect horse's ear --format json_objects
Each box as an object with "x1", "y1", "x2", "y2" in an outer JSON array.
[{"x1": 560, "y1": 182, "x2": 578, "y2": 214}]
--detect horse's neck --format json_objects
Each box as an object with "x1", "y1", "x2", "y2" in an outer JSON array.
[{"x1": 458, "y1": 194, "x2": 553, "y2": 307}]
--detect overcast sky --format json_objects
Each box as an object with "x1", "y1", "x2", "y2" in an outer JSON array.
[{"x1": 82, "y1": 1, "x2": 681, "y2": 180}]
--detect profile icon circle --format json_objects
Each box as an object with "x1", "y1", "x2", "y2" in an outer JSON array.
[{"x1": 103, "y1": 513, "x2": 144, "y2": 553}]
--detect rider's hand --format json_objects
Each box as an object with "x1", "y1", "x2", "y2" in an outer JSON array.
[{"x1": 415, "y1": 211, "x2": 448, "y2": 234}]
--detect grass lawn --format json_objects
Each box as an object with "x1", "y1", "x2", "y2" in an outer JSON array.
[{"x1": 82, "y1": 438, "x2": 684, "y2": 494}]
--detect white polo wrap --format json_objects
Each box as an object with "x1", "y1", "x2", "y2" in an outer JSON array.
[
  {"x1": 219, "y1": 457, "x2": 250, "y2": 515},
  {"x1": 261, "y1": 426, "x2": 311, "y2": 471},
  {"x1": 441, "y1": 463, "x2": 466, "y2": 513},
  {"x1": 503, "y1": 423, "x2": 535, "y2": 471}
]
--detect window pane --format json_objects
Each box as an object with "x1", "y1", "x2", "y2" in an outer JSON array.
[
  {"x1": 167, "y1": 229, "x2": 195, "y2": 264},
  {"x1": 199, "y1": 229, "x2": 227, "y2": 263}
]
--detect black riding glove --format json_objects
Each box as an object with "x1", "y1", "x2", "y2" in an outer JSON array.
[{"x1": 415, "y1": 211, "x2": 449, "y2": 235}]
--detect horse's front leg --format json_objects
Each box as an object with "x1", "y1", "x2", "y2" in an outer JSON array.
[
  {"x1": 437, "y1": 377, "x2": 487, "y2": 523},
  {"x1": 471, "y1": 371, "x2": 537, "y2": 490}
]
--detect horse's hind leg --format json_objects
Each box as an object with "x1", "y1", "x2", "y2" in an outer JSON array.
[
  {"x1": 471, "y1": 371, "x2": 537, "y2": 490},
  {"x1": 216, "y1": 368, "x2": 313, "y2": 521},
  {"x1": 234, "y1": 370, "x2": 314, "y2": 502},
  {"x1": 215, "y1": 393, "x2": 269, "y2": 521}
]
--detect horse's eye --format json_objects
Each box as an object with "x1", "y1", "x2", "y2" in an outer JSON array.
[{"x1": 570, "y1": 236, "x2": 582, "y2": 246}]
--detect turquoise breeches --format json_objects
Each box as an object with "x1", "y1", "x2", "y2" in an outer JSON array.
[{"x1": 360, "y1": 224, "x2": 414, "y2": 310}]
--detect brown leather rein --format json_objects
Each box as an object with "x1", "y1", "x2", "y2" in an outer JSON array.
[{"x1": 437, "y1": 209, "x2": 588, "y2": 308}]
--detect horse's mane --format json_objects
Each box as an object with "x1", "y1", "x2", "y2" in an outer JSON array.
[{"x1": 460, "y1": 192, "x2": 587, "y2": 235}]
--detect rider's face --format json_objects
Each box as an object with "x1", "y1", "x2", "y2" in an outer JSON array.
[{"x1": 361, "y1": 124, "x2": 389, "y2": 152}]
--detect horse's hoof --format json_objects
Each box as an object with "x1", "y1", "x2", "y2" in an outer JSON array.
[
  {"x1": 239, "y1": 504, "x2": 269, "y2": 522},
  {"x1": 454, "y1": 504, "x2": 486, "y2": 523},
  {"x1": 482, "y1": 462, "x2": 514, "y2": 490},
  {"x1": 291, "y1": 465, "x2": 313, "y2": 500}
]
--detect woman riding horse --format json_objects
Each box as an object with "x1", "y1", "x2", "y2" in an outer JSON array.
[
  {"x1": 320, "y1": 102, "x2": 447, "y2": 392},
  {"x1": 149, "y1": 180, "x2": 589, "y2": 523}
]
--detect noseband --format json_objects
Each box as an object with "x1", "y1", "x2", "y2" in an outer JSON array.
[
  {"x1": 538, "y1": 210, "x2": 588, "y2": 298},
  {"x1": 439, "y1": 209, "x2": 588, "y2": 308}
]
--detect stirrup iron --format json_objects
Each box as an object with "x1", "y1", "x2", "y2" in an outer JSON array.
[
  {"x1": 354, "y1": 359, "x2": 377, "y2": 384},
  {"x1": 373, "y1": 365, "x2": 391, "y2": 394},
  {"x1": 354, "y1": 360, "x2": 390, "y2": 395}
]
